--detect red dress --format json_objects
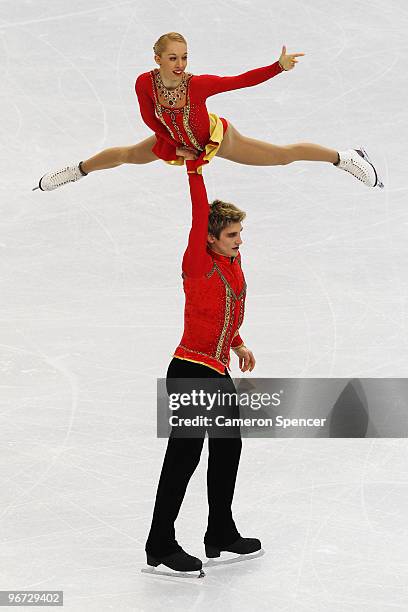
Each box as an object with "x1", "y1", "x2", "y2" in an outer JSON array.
[
  {"x1": 173, "y1": 171, "x2": 246, "y2": 374},
  {"x1": 135, "y1": 61, "x2": 284, "y2": 167}
]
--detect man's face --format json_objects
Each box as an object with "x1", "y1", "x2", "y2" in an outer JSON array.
[{"x1": 208, "y1": 222, "x2": 243, "y2": 258}]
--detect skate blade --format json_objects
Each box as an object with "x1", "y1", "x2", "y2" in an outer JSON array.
[
  {"x1": 359, "y1": 146, "x2": 385, "y2": 189},
  {"x1": 141, "y1": 567, "x2": 205, "y2": 579},
  {"x1": 32, "y1": 186, "x2": 40, "y2": 191}
]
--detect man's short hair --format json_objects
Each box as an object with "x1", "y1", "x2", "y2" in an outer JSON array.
[{"x1": 208, "y1": 199, "x2": 246, "y2": 239}]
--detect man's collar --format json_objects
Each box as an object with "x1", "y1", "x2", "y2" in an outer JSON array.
[{"x1": 207, "y1": 247, "x2": 239, "y2": 264}]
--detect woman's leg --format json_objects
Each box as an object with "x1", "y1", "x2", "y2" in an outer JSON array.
[
  {"x1": 217, "y1": 122, "x2": 339, "y2": 166},
  {"x1": 81, "y1": 135, "x2": 159, "y2": 173}
]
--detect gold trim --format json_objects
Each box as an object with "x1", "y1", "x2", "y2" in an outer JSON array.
[
  {"x1": 166, "y1": 158, "x2": 184, "y2": 166},
  {"x1": 150, "y1": 71, "x2": 178, "y2": 141},
  {"x1": 178, "y1": 344, "x2": 226, "y2": 364},
  {"x1": 205, "y1": 263, "x2": 217, "y2": 279},
  {"x1": 236, "y1": 298, "x2": 245, "y2": 332},
  {"x1": 162, "y1": 107, "x2": 188, "y2": 146},
  {"x1": 183, "y1": 94, "x2": 203, "y2": 151},
  {"x1": 172, "y1": 355, "x2": 226, "y2": 374},
  {"x1": 215, "y1": 285, "x2": 231, "y2": 359},
  {"x1": 213, "y1": 262, "x2": 246, "y2": 301},
  {"x1": 187, "y1": 113, "x2": 226, "y2": 175},
  {"x1": 231, "y1": 343, "x2": 245, "y2": 351}
]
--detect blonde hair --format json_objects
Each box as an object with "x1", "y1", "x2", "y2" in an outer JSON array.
[
  {"x1": 208, "y1": 200, "x2": 246, "y2": 239},
  {"x1": 153, "y1": 32, "x2": 187, "y2": 57}
]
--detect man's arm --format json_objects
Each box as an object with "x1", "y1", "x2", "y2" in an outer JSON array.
[
  {"x1": 231, "y1": 331, "x2": 245, "y2": 350},
  {"x1": 182, "y1": 168, "x2": 213, "y2": 278},
  {"x1": 232, "y1": 343, "x2": 256, "y2": 372}
]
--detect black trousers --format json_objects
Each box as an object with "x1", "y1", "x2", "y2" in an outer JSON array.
[{"x1": 145, "y1": 358, "x2": 242, "y2": 557}]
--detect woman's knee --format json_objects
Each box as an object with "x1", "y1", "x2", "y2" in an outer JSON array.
[
  {"x1": 275, "y1": 145, "x2": 293, "y2": 165},
  {"x1": 124, "y1": 139, "x2": 157, "y2": 164}
]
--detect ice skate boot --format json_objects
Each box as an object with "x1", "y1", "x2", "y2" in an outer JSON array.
[
  {"x1": 146, "y1": 549, "x2": 205, "y2": 577},
  {"x1": 33, "y1": 162, "x2": 87, "y2": 191},
  {"x1": 205, "y1": 536, "x2": 261, "y2": 558},
  {"x1": 335, "y1": 148, "x2": 384, "y2": 188}
]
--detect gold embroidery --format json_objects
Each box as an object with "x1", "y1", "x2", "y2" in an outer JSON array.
[
  {"x1": 183, "y1": 94, "x2": 204, "y2": 151},
  {"x1": 162, "y1": 108, "x2": 188, "y2": 146},
  {"x1": 236, "y1": 298, "x2": 245, "y2": 331},
  {"x1": 231, "y1": 343, "x2": 245, "y2": 351},
  {"x1": 150, "y1": 72, "x2": 177, "y2": 141},
  {"x1": 216, "y1": 286, "x2": 231, "y2": 359},
  {"x1": 205, "y1": 263, "x2": 217, "y2": 279},
  {"x1": 213, "y1": 263, "x2": 247, "y2": 301},
  {"x1": 151, "y1": 71, "x2": 202, "y2": 149},
  {"x1": 178, "y1": 345, "x2": 227, "y2": 365}
]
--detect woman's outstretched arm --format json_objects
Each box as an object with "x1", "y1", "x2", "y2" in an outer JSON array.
[{"x1": 192, "y1": 46, "x2": 304, "y2": 100}]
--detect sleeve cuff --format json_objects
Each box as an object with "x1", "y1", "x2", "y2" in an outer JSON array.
[{"x1": 231, "y1": 332, "x2": 244, "y2": 349}]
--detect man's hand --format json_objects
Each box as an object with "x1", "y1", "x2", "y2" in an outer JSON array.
[
  {"x1": 278, "y1": 45, "x2": 305, "y2": 71},
  {"x1": 232, "y1": 345, "x2": 256, "y2": 372},
  {"x1": 176, "y1": 146, "x2": 199, "y2": 160}
]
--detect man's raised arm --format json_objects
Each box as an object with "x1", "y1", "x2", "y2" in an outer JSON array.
[{"x1": 182, "y1": 166, "x2": 213, "y2": 278}]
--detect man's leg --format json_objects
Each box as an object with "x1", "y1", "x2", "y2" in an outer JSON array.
[
  {"x1": 145, "y1": 436, "x2": 204, "y2": 558},
  {"x1": 205, "y1": 436, "x2": 242, "y2": 546},
  {"x1": 145, "y1": 358, "x2": 207, "y2": 558},
  {"x1": 205, "y1": 371, "x2": 243, "y2": 545}
]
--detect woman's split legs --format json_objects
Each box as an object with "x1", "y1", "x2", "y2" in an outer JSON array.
[
  {"x1": 80, "y1": 135, "x2": 159, "y2": 173},
  {"x1": 217, "y1": 122, "x2": 339, "y2": 165},
  {"x1": 216, "y1": 123, "x2": 382, "y2": 187},
  {"x1": 35, "y1": 135, "x2": 159, "y2": 191}
]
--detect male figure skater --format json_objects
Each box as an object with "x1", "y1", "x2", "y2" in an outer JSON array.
[{"x1": 145, "y1": 162, "x2": 260, "y2": 576}]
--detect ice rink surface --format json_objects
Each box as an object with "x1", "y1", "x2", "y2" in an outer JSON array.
[{"x1": 1, "y1": 0, "x2": 408, "y2": 609}]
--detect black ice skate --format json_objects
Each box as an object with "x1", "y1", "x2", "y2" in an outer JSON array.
[
  {"x1": 205, "y1": 536, "x2": 262, "y2": 558},
  {"x1": 146, "y1": 549, "x2": 205, "y2": 577}
]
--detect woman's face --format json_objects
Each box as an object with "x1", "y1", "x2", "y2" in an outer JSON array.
[{"x1": 155, "y1": 41, "x2": 188, "y2": 83}]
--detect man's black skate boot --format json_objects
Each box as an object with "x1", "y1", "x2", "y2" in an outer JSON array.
[
  {"x1": 205, "y1": 536, "x2": 261, "y2": 558},
  {"x1": 146, "y1": 548, "x2": 204, "y2": 576}
]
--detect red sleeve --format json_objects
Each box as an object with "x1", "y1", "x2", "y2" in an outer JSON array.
[
  {"x1": 231, "y1": 332, "x2": 245, "y2": 349},
  {"x1": 191, "y1": 61, "x2": 284, "y2": 101},
  {"x1": 135, "y1": 73, "x2": 177, "y2": 148},
  {"x1": 182, "y1": 168, "x2": 213, "y2": 278}
]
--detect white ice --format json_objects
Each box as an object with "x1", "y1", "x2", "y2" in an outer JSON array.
[{"x1": 1, "y1": 0, "x2": 408, "y2": 610}]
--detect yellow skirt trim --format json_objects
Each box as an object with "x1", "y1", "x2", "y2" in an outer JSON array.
[{"x1": 165, "y1": 113, "x2": 225, "y2": 174}]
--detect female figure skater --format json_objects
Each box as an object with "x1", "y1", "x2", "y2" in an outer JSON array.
[{"x1": 34, "y1": 32, "x2": 383, "y2": 191}]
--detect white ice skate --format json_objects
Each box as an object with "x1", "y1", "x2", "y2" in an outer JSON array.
[
  {"x1": 335, "y1": 147, "x2": 384, "y2": 189},
  {"x1": 33, "y1": 163, "x2": 87, "y2": 191}
]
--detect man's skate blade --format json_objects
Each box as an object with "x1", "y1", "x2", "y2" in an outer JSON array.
[
  {"x1": 204, "y1": 548, "x2": 265, "y2": 567},
  {"x1": 141, "y1": 567, "x2": 205, "y2": 579}
]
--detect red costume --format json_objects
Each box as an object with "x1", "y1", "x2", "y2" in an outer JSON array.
[
  {"x1": 135, "y1": 61, "x2": 284, "y2": 171},
  {"x1": 173, "y1": 170, "x2": 246, "y2": 374}
]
